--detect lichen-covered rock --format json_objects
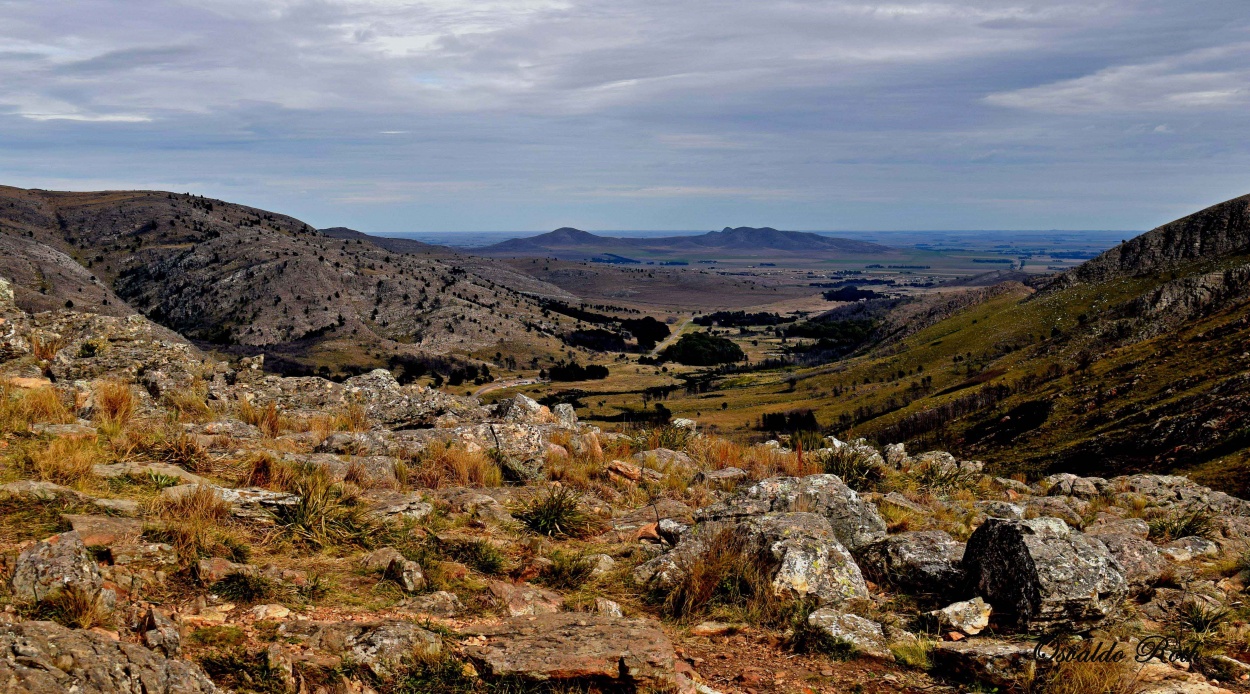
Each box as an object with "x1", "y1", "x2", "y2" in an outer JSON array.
[
  {"x1": 1086, "y1": 526, "x2": 1166, "y2": 591},
  {"x1": 805, "y1": 609, "x2": 892, "y2": 659},
  {"x1": 0, "y1": 619, "x2": 217, "y2": 693},
  {"x1": 493, "y1": 394, "x2": 552, "y2": 424},
  {"x1": 277, "y1": 619, "x2": 442, "y2": 679},
  {"x1": 635, "y1": 512, "x2": 869, "y2": 608},
  {"x1": 462, "y1": 613, "x2": 688, "y2": 693},
  {"x1": 692, "y1": 467, "x2": 748, "y2": 486},
  {"x1": 855, "y1": 531, "x2": 965, "y2": 598},
  {"x1": 961, "y1": 518, "x2": 1128, "y2": 632},
  {"x1": 928, "y1": 597, "x2": 992, "y2": 635},
  {"x1": 553, "y1": 403, "x2": 577, "y2": 428},
  {"x1": 697, "y1": 474, "x2": 886, "y2": 551},
  {"x1": 140, "y1": 608, "x2": 181, "y2": 657},
  {"x1": 10, "y1": 532, "x2": 106, "y2": 604},
  {"x1": 933, "y1": 639, "x2": 1040, "y2": 690},
  {"x1": 488, "y1": 581, "x2": 563, "y2": 617}
]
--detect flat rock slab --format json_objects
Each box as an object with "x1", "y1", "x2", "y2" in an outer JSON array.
[
  {"x1": 0, "y1": 618, "x2": 217, "y2": 693},
  {"x1": 61, "y1": 514, "x2": 145, "y2": 547},
  {"x1": 462, "y1": 613, "x2": 686, "y2": 692}
]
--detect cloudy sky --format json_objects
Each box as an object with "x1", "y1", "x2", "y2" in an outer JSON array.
[{"x1": 1, "y1": 1, "x2": 1248, "y2": 232}]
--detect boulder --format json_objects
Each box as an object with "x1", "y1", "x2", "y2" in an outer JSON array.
[
  {"x1": 0, "y1": 480, "x2": 78, "y2": 501},
  {"x1": 365, "y1": 492, "x2": 434, "y2": 521},
  {"x1": 10, "y1": 531, "x2": 107, "y2": 604},
  {"x1": 488, "y1": 581, "x2": 563, "y2": 617},
  {"x1": 278, "y1": 619, "x2": 442, "y2": 679},
  {"x1": 410, "y1": 591, "x2": 464, "y2": 617},
  {"x1": 635, "y1": 512, "x2": 869, "y2": 608},
  {"x1": 140, "y1": 607, "x2": 182, "y2": 657},
  {"x1": 855, "y1": 531, "x2": 965, "y2": 598},
  {"x1": 462, "y1": 613, "x2": 688, "y2": 693},
  {"x1": 928, "y1": 597, "x2": 992, "y2": 635},
  {"x1": 0, "y1": 619, "x2": 217, "y2": 693},
  {"x1": 553, "y1": 403, "x2": 578, "y2": 428},
  {"x1": 961, "y1": 518, "x2": 1128, "y2": 632},
  {"x1": 884, "y1": 443, "x2": 907, "y2": 467},
  {"x1": 60, "y1": 515, "x2": 145, "y2": 548},
  {"x1": 805, "y1": 609, "x2": 892, "y2": 660},
  {"x1": 1162, "y1": 536, "x2": 1220, "y2": 562},
  {"x1": 384, "y1": 557, "x2": 426, "y2": 593},
  {"x1": 975, "y1": 500, "x2": 1025, "y2": 520},
  {"x1": 1085, "y1": 530, "x2": 1167, "y2": 590},
  {"x1": 493, "y1": 394, "x2": 551, "y2": 424},
  {"x1": 933, "y1": 640, "x2": 1040, "y2": 690},
  {"x1": 697, "y1": 474, "x2": 886, "y2": 551},
  {"x1": 691, "y1": 467, "x2": 748, "y2": 486},
  {"x1": 631, "y1": 448, "x2": 696, "y2": 473}
]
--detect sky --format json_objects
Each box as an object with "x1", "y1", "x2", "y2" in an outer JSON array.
[{"x1": 1, "y1": 1, "x2": 1248, "y2": 233}]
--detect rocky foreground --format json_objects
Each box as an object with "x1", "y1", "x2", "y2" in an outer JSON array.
[{"x1": 2, "y1": 278, "x2": 1250, "y2": 694}]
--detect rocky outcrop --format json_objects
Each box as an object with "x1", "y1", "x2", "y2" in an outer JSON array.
[
  {"x1": 697, "y1": 474, "x2": 886, "y2": 551},
  {"x1": 961, "y1": 518, "x2": 1128, "y2": 632},
  {"x1": 462, "y1": 613, "x2": 690, "y2": 693},
  {"x1": 9, "y1": 532, "x2": 108, "y2": 605},
  {"x1": 0, "y1": 619, "x2": 217, "y2": 693},
  {"x1": 277, "y1": 619, "x2": 442, "y2": 679}
]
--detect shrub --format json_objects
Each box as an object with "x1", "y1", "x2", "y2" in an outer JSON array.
[
  {"x1": 513, "y1": 487, "x2": 603, "y2": 539},
  {"x1": 1148, "y1": 507, "x2": 1216, "y2": 541},
  {"x1": 819, "y1": 446, "x2": 884, "y2": 491},
  {"x1": 659, "y1": 332, "x2": 745, "y2": 366},
  {"x1": 158, "y1": 432, "x2": 213, "y2": 473},
  {"x1": 28, "y1": 332, "x2": 68, "y2": 361},
  {"x1": 539, "y1": 551, "x2": 595, "y2": 590},
  {"x1": 912, "y1": 460, "x2": 979, "y2": 492},
  {"x1": 439, "y1": 538, "x2": 508, "y2": 576}
]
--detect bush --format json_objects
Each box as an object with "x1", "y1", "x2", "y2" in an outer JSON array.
[
  {"x1": 513, "y1": 487, "x2": 603, "y2": 539},
  {"x1": 439, "y1": 538, "x2": 508, "y2": 576},
  {"x1": 659, "y1": 332, "x2": 745, "y2": 366},
  {"x1": 661, "y1": 528, "x2": 779, "y2": 624}
]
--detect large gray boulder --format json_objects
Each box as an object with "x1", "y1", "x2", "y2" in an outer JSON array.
[
  {"x1": 697, "y1": 474, "x2": 886, "y2": 551},
  {"x1": 277, "y1": 619, "x2": 442, "y2": 679},
  {"x1": 855, "y1": 530, "x2": 965, "y2": 598},
  {"x1": 0, "y1": 619, "x2": 217, "y2": 693},
  {"x1": 961, "y1": 518, "x2": 1128, "y2": 632},
  {"x1": 634, "y1": 512, "x2": 869, "y2": 607},
  {"x1": 9, "y1": 532, "x2": 107, "y2": 604}
]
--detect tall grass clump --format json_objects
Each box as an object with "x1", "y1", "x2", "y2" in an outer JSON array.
[
  {"x1": 819, "y1": 446, "x2": 885, "y2": 491},
  {"x1": 27, "y1": 436, "x2": 102, "y2": 488},
  {"x1": 404, "y1": 444, "x2": 502, "y2": 489},
  {"x1": 513, "y1": 487, "x2": 603, "y2": 539},
  {"x1": 238, "y1": 400, "x2": 283, "y2": 438},
  {"x1": 93, "y1": 379, "x2": 135, "y2": 432},
  {"x1": 148, "y1": 485, "x2": 248, "y2": 562},
  {"x1": 273, "y1": 468, "x2": 385, "y2": 548},
  {"x1": 1148, "y1": 507, "x2": 1217, "y2": 541},
  {"x1": 660, "y1": 528, "x2": 780, "y2": 625},
  {"x1": 33, "y1": 585, "x2": 113, "y2": 629}
]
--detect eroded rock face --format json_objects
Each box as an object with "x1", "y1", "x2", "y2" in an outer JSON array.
[
  {"x1": 0, "y1": 619, "x2": 217, "y2": 693},
  {"x1": 933, "y1": 639, "x2": 1039, "y2": 690},
  {"x1": 855, "y1": 531, "x2": 965, "y2": 599},
  {"x1": 462, "y1": 613, "x2": 688, "y2": 693},
  {"x1": 697, "y1": 474, "x2": 886, "y2": 551},
  {"x1": 961, "y1": 518, "x2": 1128, "y2": 632}
]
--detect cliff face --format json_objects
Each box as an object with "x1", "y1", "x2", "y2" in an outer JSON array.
[{"x1": 1059, "y1": 193, "x2": 1250, "y2": 284}]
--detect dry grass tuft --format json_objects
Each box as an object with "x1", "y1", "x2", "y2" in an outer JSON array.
[
  {"x1": 93, "y1": 379, "x2": 135, "y2": 431},
  {"x1": 148, "y1": 485, "x2": 247, "y2": 562},
  {"x1": 27, "y1": 436, "x2": 102, "y2": 488},
  {"x1": 0, "y1": 383, "x2": 74, "y2": 431},
  {"x1": 28, "y1": 332, "x2": 68, "y2": 361},
  {"x1": 238, "y1": 400, "x2": 284, "y2": 438},
  {"x1": 34, "y1": 585, "x2": 113, "y2": 629},
  {"x1": 158, "y1": 431, "x2": 214, "y2": 473},
  {"x1": 1038, "y1": 658, "x2": 1142, "y2": 694},
  {"x1": 661, "y1": 528, "x2": 780, "y2": 624},
  {"x1": 239, "y1": 452, "x2": 300, "y2": 490},
  {"x1": 164, "y1": 384, "x2": 213, "y2": 423},
  {"x1": 405, "y1": 445, "x2": 503, "y2": 488}
]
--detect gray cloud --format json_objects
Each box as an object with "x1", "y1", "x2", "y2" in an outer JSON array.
[{"x1": 0, "y1": 0, "x2": 1247, "y2": 231}]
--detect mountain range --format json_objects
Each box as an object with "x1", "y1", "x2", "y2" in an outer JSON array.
[{"x1": 475, "y1": 226, "x2": 897, "y2": 258}]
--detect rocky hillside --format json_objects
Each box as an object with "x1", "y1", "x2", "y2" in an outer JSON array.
[
  {"x1": 0, "y1": 186, "x2": 585, "y2": 373},
  {"x1": 0, "y1": 288, "x2": 1245, "y2": 693}
]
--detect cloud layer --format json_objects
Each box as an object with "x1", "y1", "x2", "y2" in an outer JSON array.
[{"x1": 1, "y1": 0, "x2": 1247, "y2": 231}]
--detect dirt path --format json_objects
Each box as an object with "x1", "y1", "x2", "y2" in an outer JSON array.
[
  {"x1": 651, "y1": 316, "x2": 693, "y2": 357},
  {"x1": 472, "y1": 377, "x2": 540, "y2": 397}
]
